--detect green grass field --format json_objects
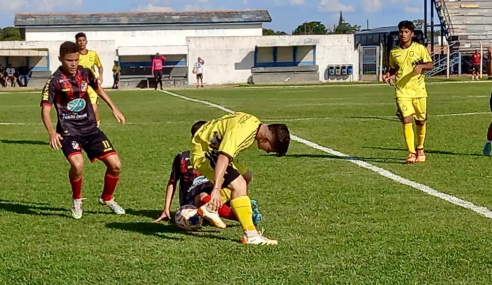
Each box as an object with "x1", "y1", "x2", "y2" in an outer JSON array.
[{"x1": 2, "y1": 82, "x2": 492, "y2": 284}]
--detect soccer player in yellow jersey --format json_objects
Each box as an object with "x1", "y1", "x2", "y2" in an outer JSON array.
[
  {"x1": 76, "y1": 32, "x2": 104, "y2": 127},
  {"x1": 383, "y1": 21, "x2": 434, "y2": 164},
  {"x1": 191, "y1": 112, "x2": 290, "y2": 245}
]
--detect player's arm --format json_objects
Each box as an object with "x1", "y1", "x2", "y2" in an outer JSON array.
[
  {"x1": 40, "y1": 78, "x2": 62, "y2": 150},
  {"x1": 414, "y1": 45, "x2": 434, "y2": 74},
  {"x1": 93, "y1": 52, "x2": 104, "y2": 84},
  {"x1": 87, "y1": 68, "x2": 126, "y2": 124},
  {"x1": 151, "y1": 58, "x2": 155, "y2": 74},
  {"x1": 383, "y1": 51, "x2": 398, "y2": 84},
  {"x1": 155, "y1": 156, "x2": 180, "y2": 222}
]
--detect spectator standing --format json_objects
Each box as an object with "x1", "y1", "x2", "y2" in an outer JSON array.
[
  {"x1": 151, "y1": 53, "x2": 166, "y2": 90},
  {"x1": 112, "y1": 61, "x2": 120, "y2": 89},
  {"x1": 472, "y1": 49, "x2": 481, "y2": 80},
  {"x1": 17, "y1": 62, "x2": 31, "y2": 87},
  {"x1": 193, "y1": 57, "x2": 205, "y2": 88}
]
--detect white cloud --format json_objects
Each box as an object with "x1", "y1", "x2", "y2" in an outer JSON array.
[
  {"x1": 133, "y1": 3, "x2": 174, "y2": 12},
  {"x1": 0, "y1": 0, "x2": 83, "y2": 14},
  {"x1": 318, "y1": 0, "x2": 354, "y2": 12},
  {"x1": 405, "y1": 6, "x2": 423, "y2": 13},
  {"x1": 290, "y1": 0, "x2": 305, "y2": 4},
  {"x1": 361, "y1": 0, "x2": 383, "y2": 12}
]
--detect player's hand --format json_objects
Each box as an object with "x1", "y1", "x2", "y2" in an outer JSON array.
[
  {"x1": 153, "y1": 210, "x2": 171, "y2": 222},
  {"x1": 49, "y1": 132, "x2": 63, "y2": 150},
  {"x1": 413, "y1": 64, "x2": 423, "y2": 75},
  {"x1": 112, "y1": 109, "x2": 126, "y2": 124},
  {"x1": 209, "y1": 188, "x2": 223, "y2": 211}
]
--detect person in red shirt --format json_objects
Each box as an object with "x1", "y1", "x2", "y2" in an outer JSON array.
[
  {"x1": 151, "y1": 53, "x2": 166, "y2": 90},
  {"x1": 472, "y1": 49, "x2": 481, "y2": 80}
]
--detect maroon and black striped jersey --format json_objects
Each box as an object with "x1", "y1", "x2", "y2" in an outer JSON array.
[{"x1": 41, "y1": 66, "x2": 99, "y2": 137}]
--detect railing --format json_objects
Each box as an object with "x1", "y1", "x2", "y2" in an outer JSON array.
[
  {"x1": 434, "y1": 0, "x2": 455, "y2": 41},
  {"x1": 425, "y1": 52, "x2": 460, "y2": 77}
]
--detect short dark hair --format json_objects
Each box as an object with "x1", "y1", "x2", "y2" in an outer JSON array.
[
  {"x1": 191, "y1": 121, "x2": 207, "y2": 137},
  {"x1": 75, "y1": 32, "x2": 86, "y2": 40},
  {"x1": 268, "y1": 124, "x2": 290, "y2": 157},
  {"x1": 60, "y1": 41, "x2": 80, "y2": 57},
  {"x1": 398, "y1": 21, "x2": 415, "y2": 32}
]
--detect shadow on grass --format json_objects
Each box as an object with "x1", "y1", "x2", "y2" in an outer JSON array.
[
  {"x1": 0, "y1": 139, "x2": 46, "y2": 145},
  {"x1": 106, "y1": 222, "x2": 236, "y2": 242},
  {"x1": 0, "y1": 199, "x2": 112, "y2": 218},
  {"x1": 363, "y1": 146, "x2": 483, "y2": 157},
  {"x1": 125, "y1": 208, "x2": 163, "y2": 220}
]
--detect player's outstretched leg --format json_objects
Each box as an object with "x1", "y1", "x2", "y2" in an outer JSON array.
[
  {"x1": 402, "y1": 120, "x2": 417, "y2": 164},
  {"x1": 228, "y1": 176, "x2": 277, "y2": 246},
  {"x1": 98, "y1": 154, "x2": 125, "y2": 214},
  {"x1": 68, "y1": 153, "x2": 85, "y2": 219}
]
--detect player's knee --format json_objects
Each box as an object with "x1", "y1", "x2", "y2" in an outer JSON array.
[
  {"x1": 415, "y1": 120, "x2": 426, "y2": 126},
  {"x1": 70, "y1": 159, "x2": 84, "y2": 175},
  {"x1": 105, "y1": 156, "x2": 122, "y2": 175},
  {"x1": 228, "y1": 175, "x2": 248, "y2": 197},
  {"x1": 402, "y1": 116, "x2": 412, "y2": 124},
  {"x1": 243, "y1": 171, "x2": 253, "y2": 185}
]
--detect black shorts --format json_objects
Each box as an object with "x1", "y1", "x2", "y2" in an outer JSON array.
[
  {"x1": 205, "y1": 152, "x2": 242, "y2": 188},
  {"x1": 489, "y1": 92, "x2": 492, "y2": 113},
  {"x1": 196, "y1": 73, "x2": 203, "y2": 79},
  {"x1": 473, "y1": 65, "x2": 480, "y2": 72},
  {"x1": 154, "y1": 70, "x2": 163, "y2": 79},
  {"x1": 180, "y1": 177, "x2": 214, "y2": 206},
  {"x1": 61, "y1": 130, "x2": 117, "y2": 162}
]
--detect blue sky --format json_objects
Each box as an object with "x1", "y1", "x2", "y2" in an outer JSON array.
[{"x1": 0, "y1": 0, "x2": 425, "y2": 32}]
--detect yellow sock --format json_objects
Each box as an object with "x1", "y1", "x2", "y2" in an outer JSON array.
[
  {"x1": 416, "y1": 123, "x2": 426, "y2": 149},
  {"x1": 230, "y1": 196, "x2": 256, "y2": 232},
  {"x1": 97, "y1": 120, "x2": 101, "y2": 127},
  {"x1": 403, "y1": 123, "x2": 416, "y2": 153}
]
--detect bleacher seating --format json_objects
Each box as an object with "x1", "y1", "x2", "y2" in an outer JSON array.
[
  {"x1": 440, "y1": 0, "x2": 492, "y2": 52},
  {"x1": 119, "y1": 66, "x2": 188, "y2": 88}
]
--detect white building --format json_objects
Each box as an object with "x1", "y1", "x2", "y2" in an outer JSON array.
[{"x1": 1, "y1": 10, "x2": 359, "y2": 87}]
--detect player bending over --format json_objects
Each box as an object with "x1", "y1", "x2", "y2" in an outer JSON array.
[
  {"x1": 191, "y1": 112, "x2": 290, "y2": 245},
  {"x1": 383, "y1": 20, "x2": 434, "y2": 164},
  {"x1": 154, "y1": 121, "x2": 262, "y2": 225},
  {"x1": 76, "y1": 32, "x2": 104, "y2": 127},
  {"x1": 41, "y1": 41, "x2": 126, "y2": 219}
]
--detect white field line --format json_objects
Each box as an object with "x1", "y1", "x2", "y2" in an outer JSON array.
[{"x1": 161, "y1": 89, "x2": 492, "y2": 220}]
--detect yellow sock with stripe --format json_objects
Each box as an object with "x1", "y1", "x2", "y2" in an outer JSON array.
[
  {"x1": 416, "y1": 123, "x2": 426, "y2": 149},
  {"x1": 403, "y1": 123, "x2": 416, "y2": 153},
  {"x1": 230, "y1": 196, "x2": 256, "y2": 232}
]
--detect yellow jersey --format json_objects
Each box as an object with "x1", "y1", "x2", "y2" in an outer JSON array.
[
  {"x1": 194, "y1": 112, "x2": 261, "y2": 159},
  {"x1": 78, "y1": 50, "x2": 102, "y2": 78},
  {"x1": 389, "y1": 42, "x2": 432, "y2": 98}
]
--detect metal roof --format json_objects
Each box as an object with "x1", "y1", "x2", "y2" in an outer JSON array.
[
  {"x1": 355, "y1": 26, "x2": 423, "y2": 35},
  {"x1": 15, "y1": 10, "x2": 272, "y2": 27}
]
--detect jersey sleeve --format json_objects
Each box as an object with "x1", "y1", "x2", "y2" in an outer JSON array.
[
  {"x1": 169, "y1": 154, "x2": 182, "y2": 183},
  {"x1": 85, "y1": 68, "x2": 100, "y2": 90},
  {"x1": 218, "y1": 118, "x2": 260, "y2": 158},
  {"x1": 40, "y1": 76, "x2": 57, "y2": 106},
  {"x1": 420, "y1": 45, "x2": 432, "y2": 63},
  {"x1": 93, "y1": 52, "x2": 102, "y2": 67},
  {"x1": 389, "y1": 51, "x2": 398, "y2": 69}
]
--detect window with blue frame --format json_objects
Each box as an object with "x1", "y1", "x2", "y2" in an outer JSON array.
[{"x1": 254, "y1": 46, "x2": 316, "y2": 67}]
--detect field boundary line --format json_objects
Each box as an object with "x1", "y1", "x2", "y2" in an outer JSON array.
[{"x1": 161, "y1": 89, "x2": 492, "y2": 220}]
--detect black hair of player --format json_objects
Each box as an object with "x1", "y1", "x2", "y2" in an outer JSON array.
[
  {"x1": 75, "y1": 32, "x2": 87, "y2": 40},
  {"x1": 191, "y1": 121, "x2": 207, "y2": 137},
  {"x1": 268, "y1": 124, "x2": 290, "y2": 157},
  {"x1": 398, "y1": 21, "x2": 415, "y2": 32},
  {"x1": 60, "y1": 41, "x2": 80, "y2": 57}
]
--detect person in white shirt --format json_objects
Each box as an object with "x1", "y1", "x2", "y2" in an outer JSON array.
[
  {"x1": 5, "y1": 64, "x2": 16, "y2": 87},
  {"x1": 192, "y1": 57, "x2": 205, "y2": 88}
]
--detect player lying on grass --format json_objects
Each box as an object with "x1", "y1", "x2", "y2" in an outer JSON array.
[
  {"x1": 383, "y1": 20, "x2": 433, "y2": 164},
  {"x1": 191, "y1": 112, "x2": 290, "y2": 245},
  {"x1": 154, "y1": 121, "x2": 262, "y2": 226},
  {"x1": 41, "y1": 41, "x2": 126, "y2": 219}
]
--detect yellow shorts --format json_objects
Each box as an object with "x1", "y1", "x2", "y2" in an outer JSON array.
[
  {"x1": 88, "y1": 86, "x2": 99, "y2": 105},
  {"x1": 396, "y1": 97, "x2": 427, "y2": 121}
]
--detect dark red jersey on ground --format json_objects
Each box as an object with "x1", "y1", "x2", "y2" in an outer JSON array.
[
  {"x1": 169, "y1": 151, "x2": 212, "y2": 205},
  {"x1": 41, "y1": 66, "x2": 99, "y2": 137}
]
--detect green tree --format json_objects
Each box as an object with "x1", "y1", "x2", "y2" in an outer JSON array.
[
  {"x1": 0, "y1": 27, "x2": 22, "y2": 41},
  {"x1": 333, "y1": 11, "x2": 360, "y2": 34},
  {"x1": 262, "y1": 28, "x2": 288, "y2": 36},
  {"x1": 293, "y1": 21, "x2": 328, "y2": 35}
]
